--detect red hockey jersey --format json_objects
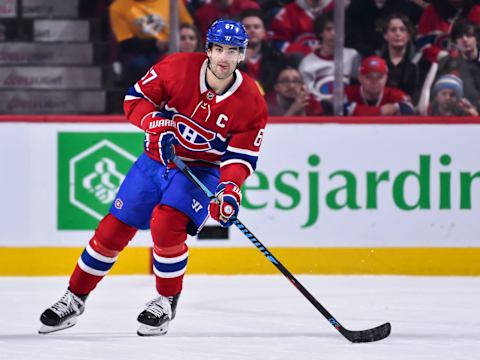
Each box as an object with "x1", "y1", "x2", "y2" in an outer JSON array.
[
  {"x1": 344, "y1": 85, "x2": 414, "y2": 116},
  {"x1": 124, "y1": 53, "x2": 268, "y2": 177},
  {"x1": 417, "y1": 4, "x2": 480, "y2": 62},
  {"x1": 270, "y1": 1, "x2": 333, "y2": 54}
]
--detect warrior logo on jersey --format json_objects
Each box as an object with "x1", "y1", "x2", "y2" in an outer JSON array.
[{"x1": 173, "y1": 113, "x2": 216, "y2": 151}]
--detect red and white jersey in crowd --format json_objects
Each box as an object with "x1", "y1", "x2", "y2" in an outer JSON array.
[
  {"x1": 270, "y1": 0, "x2": 333, "y2": 54},
  {"x1": 416, "y1": 4, "x2": 480, "y2": 63},
  {"x1": 344, "y1": 85, "x2": 413, "y2": 116},
  {"x1": 299, "y1": 48, "x2": 361, "y2": 101},
  {"x1": 124, "y1": 53, "x2": 268, "y2": 176},
  {"x1": 195, "y1": 0, "x2": 260, "y2": 36}
]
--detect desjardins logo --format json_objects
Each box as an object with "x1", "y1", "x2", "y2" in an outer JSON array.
[
  {"x1": 58, "y1": 133, "x2": 143, "y2": 230},
  {"x1": 242, "y1": 154, "x2": 480, "y2": 228}
]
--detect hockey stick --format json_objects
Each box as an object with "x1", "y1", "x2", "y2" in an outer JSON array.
[{"x1": 171, "y1": 155, "x2": 391, "y2": 343}]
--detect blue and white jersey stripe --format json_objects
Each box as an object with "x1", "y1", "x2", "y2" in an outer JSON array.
[
  {"x1": 125, "y1": 84, "x2": 159, "y2": 107},
  {"x1": 77, "y1": 244, "x2": 118, "y2": 277},
  {"x1": 124, "y1": 85, "x2": 143, "y2": 101},
  {"x1": 221, "y1": 146, "x2": 259, "y2": 175},
  {"x1": 153, "y1": 251, "x2": 189, "y2": 279}
]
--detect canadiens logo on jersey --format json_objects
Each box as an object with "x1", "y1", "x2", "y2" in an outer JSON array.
[
  {"x1": 123, "y1": 53, "x2": 268, "y2": 172},
  {"x1": 172, "y1": 113, "x2": 216, "y2": 151}
]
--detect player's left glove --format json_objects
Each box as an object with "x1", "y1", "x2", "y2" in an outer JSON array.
[{"x1": 209, "y1": 182, "x2": 241, "y2": 227}]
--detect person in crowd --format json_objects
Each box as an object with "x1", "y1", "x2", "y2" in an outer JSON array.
[
  {"x1": 437, "y1": 18, "x2": 480, "y2": 110},
  {"x1": 179, "y1": 23, "x2": 203, "y2": 53},
  {"x1": 299, "y1": 13, "x2": 361, "y2": 102},
  {"x1": 345, "y1": 0, "x2": 415, "y2": 57},
  {"x1": 266, "y1": 67, "x2": 325, "y2": 116},
  {"x1": 238, "y1": 9, "x2": 287, "y2": 93},
  {"x1": 416, "y1": 0, "x2": 480, "y2": 63},
  {"x1": 183, "y1": 0, "x2": 209, "y2": 14},
  {"x1": 195, "y1": 0, "x2": 260, "y2": 36},
  {"x1": 340, "y1": 56, "x2": 415, "y2": 116},
  {"x1": 377, "y1": 13, "x2": 429, "y2": 102},
  {"x1": 109, "y1": 0, "x2": 193, "y2": 86},
  {"x1": 270, "y1": 0, "x2": 334, "y2": 56},
  {"x1": 428, "y1": 74, "x2": 479, "y2": 115}
]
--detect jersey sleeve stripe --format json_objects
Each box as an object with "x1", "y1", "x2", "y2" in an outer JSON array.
[
  {"x1": 226, "y1": 145, "x2": 260, "y2": 157},
  {"x1": 222, "y1": 150, "x2": 258, "y2": 172},
  {"x1": 124, "y1": 85, "x2": 144, "y2": 101},
  {"x1": 221, "y1": 158, "x2": 254, "y2": 175},
  {"x1": 133, "y1": 83, "x2": 159, "y2": 107}
]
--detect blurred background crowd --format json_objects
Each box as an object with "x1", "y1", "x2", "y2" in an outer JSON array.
[{"x1": 1, "y1": 0, "x2": 479, "y2": 117}]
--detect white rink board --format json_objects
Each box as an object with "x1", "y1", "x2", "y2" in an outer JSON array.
[
  {"x1": 0, "y1": 122, "x2": 479, "y2": 247},
  {"x1": 240, "y1": 123, "x2": 480, "y2": 247}
]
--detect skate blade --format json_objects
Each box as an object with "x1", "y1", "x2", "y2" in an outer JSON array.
[
  {"x1": 38, "y1": 318, "x2": 77, "y2": 334},
  {"x1": 137, "y1": 323, "x2": 169, "y2": 337}
]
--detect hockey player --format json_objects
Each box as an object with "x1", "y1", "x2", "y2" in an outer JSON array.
[{"x1": 39, "y1": 19, "x2": 268, "y2": 336}]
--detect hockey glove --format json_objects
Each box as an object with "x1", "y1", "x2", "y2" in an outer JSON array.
[
  {"x1": 141, "y1": 111, "x2": 177, "y2": 135},
  {"x1": 209, "y1": 182, "x2": 241, "y2": 227},
  {"x1": 141, "y1": 111, "x2": 178, "y2": 165}
]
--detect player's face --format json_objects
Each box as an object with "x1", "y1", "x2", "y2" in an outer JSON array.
[
  {"x1": 242, "y1": 16, "x2": 266, "y2": 46},
  {"x1": 359, "y1": 72, "x2": 387, "y2": 96},
  {"x1": 384, "y1": 18, "x2": 409, "y2": 49},
  {"x1": 207, "y1": 44, "x2": 243, "y2": 80}
]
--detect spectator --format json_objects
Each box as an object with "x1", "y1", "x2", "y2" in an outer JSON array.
[
  {"x1": 299, "y1": 13, "x2": 361, "y2": 101},
  {"x1": 184, "y1": 0, "x2": 209, "y2": 14},
  {"x1": 270, "y1": 0, "x2": 334, "y2": 56},
  {"x1": 377, "y1": 13, "x2": 429, "y2": 102},
  {"x1": 345, "y1": 0, "x2": 408, "y2": 57},
  {"x1": 266, "y1": 67, "x2": 325, "y2": 116},
  {"x1": 109, "y1": 0, "x2": 193, "y2": 86},
  {"x1": 437, "y1": 19, "x2": 480, "y2": 110},
  {"x1": 341, "y1": 56, "x2": 415, "y2": 116},
  {"x1": 179, "y1": 23, "x2": 203, "y2": 53},
  {"x1": 402, "y1": 0, "x2": 431, "y2": 24},
  {"x1": 238, "y1": 9, "x2": 287, "y2": 93},
  {"x1": 416, "y1": 0, "x2": 480, "y2": 63},
  {"x1": 195, "y1": 0, "x2": 260, "y2": 36},
  {"x1": 429, "y1": 74, "x2": 479, "y2": 115}
]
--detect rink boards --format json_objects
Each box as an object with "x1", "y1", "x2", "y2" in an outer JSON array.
[{"x1": 1, "y1": 115, "x2": 480, "y2": 275}]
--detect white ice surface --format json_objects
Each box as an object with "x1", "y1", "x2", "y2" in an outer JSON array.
[{"x1": 0, "y1": 275, "x2": 479, "y2": 360}]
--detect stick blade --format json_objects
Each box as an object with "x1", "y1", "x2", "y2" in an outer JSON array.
[{"x1": 340, "y1": 322, "x2": 391, "y2": 343}]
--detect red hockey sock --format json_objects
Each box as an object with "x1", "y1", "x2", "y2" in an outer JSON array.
[
  {"x1": 151, "y1": 205, "x2": 189, "y2": 296},
  {"x1": 69, "y1": 214, "x2": 137, "y2": 296}
]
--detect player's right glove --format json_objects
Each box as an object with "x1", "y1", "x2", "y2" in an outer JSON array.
[
  {"x1": 140, "y1": 111, "x2": 178, "y2": 165},
  {"x1": 209, "y1": 182, "x2": 242, "y2": 227}
]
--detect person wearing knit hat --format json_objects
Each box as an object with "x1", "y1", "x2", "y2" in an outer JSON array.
[
  {"x1": 432, "y1": 74, "x2": 464, "y2": 100},
  {"x1": 430, "y1": 74, "x2": 478, "y2": 116}
]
